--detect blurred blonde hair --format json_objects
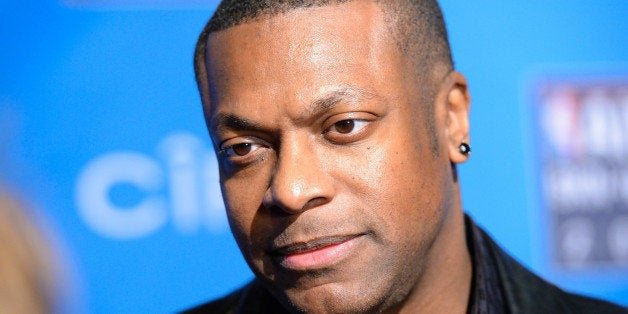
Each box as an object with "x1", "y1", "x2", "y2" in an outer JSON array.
[{"x1": 0, "y1": 191, "x2": 56, "y2": 314}]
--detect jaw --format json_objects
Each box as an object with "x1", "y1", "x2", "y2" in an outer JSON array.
[{"x1": 395, "y1": 193, "x2": 472, "y2": 314}]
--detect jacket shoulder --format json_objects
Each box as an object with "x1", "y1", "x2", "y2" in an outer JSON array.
[{"x1": 482, "y1": 228, "x2": 626, "y2": 313}]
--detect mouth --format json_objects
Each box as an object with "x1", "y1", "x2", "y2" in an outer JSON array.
[{"x1": 270, "y1": 234, "x2": 365, "y2": 271}]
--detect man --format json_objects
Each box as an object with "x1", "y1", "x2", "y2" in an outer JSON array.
[{"x1": 186, "y1": 0, "x2": 625, "y2": 313}]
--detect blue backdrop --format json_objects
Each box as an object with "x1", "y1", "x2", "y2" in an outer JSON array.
[{"x1": 1, "y1": 1, "x2": 626, "y2": 313}]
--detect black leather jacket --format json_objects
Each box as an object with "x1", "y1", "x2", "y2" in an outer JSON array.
[{"x1": 466, "y1": 216, "x2": 625, "y2": 314}]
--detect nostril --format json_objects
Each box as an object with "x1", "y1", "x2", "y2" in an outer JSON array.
[
  {"x1": 263, "y1": 183, "x2": 330, "y2": 215},
  {"x1": 301, "y1": 197, "x2": 329, "y2": 211},
  {"x1": 262, "y1": 188, "x2": 276, "y2": 210}
]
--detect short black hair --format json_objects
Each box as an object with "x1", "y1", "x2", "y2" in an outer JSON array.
[{"x1": 193, "y1": 0, "x2": 454, "y2": 152}]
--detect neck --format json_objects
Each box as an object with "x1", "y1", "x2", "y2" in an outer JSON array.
[{"x1": 399, "y1": 194, "x2": 472, "y2": 314}]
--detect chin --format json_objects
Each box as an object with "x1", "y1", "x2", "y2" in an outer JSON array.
[
  {"x1": 272, "y1": 280, "x2": 389, "y2": 314},
  {"x1": 284, "y1": 293, "x2": 373, "y2": 314}
]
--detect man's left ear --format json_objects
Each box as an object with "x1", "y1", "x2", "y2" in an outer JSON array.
[{"x1": 441, "y1": 71, "x2": 471, "y2": 164}]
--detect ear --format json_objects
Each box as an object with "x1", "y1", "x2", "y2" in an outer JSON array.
[{"x1": 441, "y1": 71, "x2": 471, "y2": 164}]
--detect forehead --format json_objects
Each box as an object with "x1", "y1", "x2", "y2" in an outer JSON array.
[
  {"x1": 203, "y1": 1, "x2": 412, "y2": 123},
  {"x1": 206, "y1": 1, "x2": 393, "y2": 53}
]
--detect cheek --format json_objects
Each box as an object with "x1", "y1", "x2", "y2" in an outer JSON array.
[
  {"x1": 221, "y1": 169, "x2": 270, "y2": 243},
  {"x1": 222, "y1": 180, "x2": 253, "y2": 227},
  {"x1": 339, "y1": 133, "x2": 447, "y2": 239},
  {"x1": 341, "y1": 141, "x2": 431, "y2": 204},
  {"x1": 221, "y1": 176, "x2": 273, "y2": 278}
]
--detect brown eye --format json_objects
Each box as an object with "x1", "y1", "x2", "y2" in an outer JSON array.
[
  {"x1": 231, "y1": 143, "x2": 252, "y2": 156},
  {"x1": 334, "y1": 120, "x2": 355, "y2": 134}
]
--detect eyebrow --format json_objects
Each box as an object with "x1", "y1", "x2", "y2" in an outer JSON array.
[
  {"x1": 209, "y1": 86, "x2": 376, "y2": 133},
  {"x1": 210, "y1": 113, "x2": 264, "y2": 134},
  {"x1": 297, "y1": 85, "x2": 372, "y2": 123}
]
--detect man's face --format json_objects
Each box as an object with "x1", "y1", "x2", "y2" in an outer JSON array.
[{"x1": 205, "y1": 2, "x2": 456, "y2": 312}]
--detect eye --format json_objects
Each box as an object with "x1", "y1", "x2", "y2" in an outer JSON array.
[
  {"x1": 327, "y1": 119, "x2": 369, "y2": 135},
  {"x1": 216, "y1": 136, "x2": 271, "y2": 173},
  {"x1": 218, "y1": 139, "x2": 266, "y2": 160},
  {"x1": 333, "y1": 120, "x2": 356, "y2": 134},
  {"x1": 323, "y1": 118, "x2": 372, "y2": 144},
  {"x1": 226, "y1": 142, "x2": 254, "y2": 157}
]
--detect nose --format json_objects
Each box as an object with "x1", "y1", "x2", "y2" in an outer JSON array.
[{"x1": 262, "y1": 136, "x2": 334, "y2": 214}]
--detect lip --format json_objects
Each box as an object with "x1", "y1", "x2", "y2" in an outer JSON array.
[{"x1": 271, "y1": 234, "x2": 364, "y2": 271}]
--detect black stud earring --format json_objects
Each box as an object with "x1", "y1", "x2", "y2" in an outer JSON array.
[{"x1": 458, "y1": 142, "x2": 471, "y2": 155}]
